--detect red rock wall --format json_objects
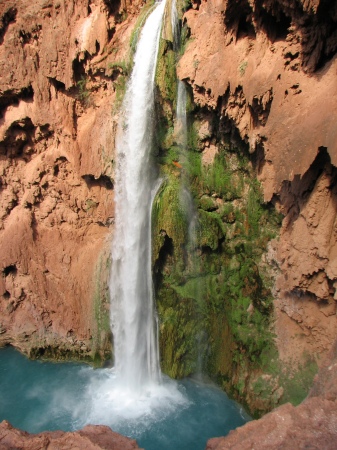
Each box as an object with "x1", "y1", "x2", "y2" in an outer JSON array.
[
  {"x1": 178, "y1": 0, "x2": 337, "y2": 367},
  {"x1": 207, "y1": 338, "x2": 337, "y2": 449},
  {"x1": 0, "y1": 0, "x2": 143, "y2": 359},
  {"x1": 0, "y1": 421, "x2": 142, "y2": 449}
]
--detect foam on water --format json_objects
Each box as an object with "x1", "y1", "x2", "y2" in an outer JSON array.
[{"x1": 80, "y1": 369, "x2": 189, "y2": 432}]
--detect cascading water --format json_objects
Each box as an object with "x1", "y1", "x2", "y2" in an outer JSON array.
[
  {"x1": 175, "y1": 64, "x2": 204, "y2": 374},
  {"x1": 176, "y1": 80, "x2": 197, "y2": 241},
  {"x1": 171, "y1": 0, "x2": 197, "y2": 243},
  {"x1": 109, "y1": 0, "x2": 166, "y2": 392},
  {"x1": 81, "y1": 0, "x2": 188, "y2": 426}
]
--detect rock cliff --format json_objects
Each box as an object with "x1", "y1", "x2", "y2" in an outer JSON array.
[
  {"x1": 176, "y1": 0, "x2": 337, "y2": 410},
  {"x1": 206, "y1": 337, "x2": 337, "y2": 449},
  {"x1": 0, "y1": 0, "x2": 144, "y2": 361}
]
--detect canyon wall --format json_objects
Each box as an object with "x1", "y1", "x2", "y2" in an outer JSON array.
[
  {"x1": 0, "y1": 0, "x2": 144, "y2": 362},
  {"x1": 178, "y1": 0, "x2": 337, "y2": 367},
  {"x1": 172, "y1": 0, "x2": 337, "y2": 413},
  {"x1": 207, "y1": 337, "x2": 337, "y2": 449}
]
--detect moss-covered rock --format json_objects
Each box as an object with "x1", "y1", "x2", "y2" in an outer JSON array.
[
  {"x1": 152, "y1": 84, "x2": 283, "y2": 415},
  {"x1": 150, "y1": 5, "x2": 292, "y2": 417},
  {"x1": 91, "y1": 247, "x2": 113, "y2": 367}
]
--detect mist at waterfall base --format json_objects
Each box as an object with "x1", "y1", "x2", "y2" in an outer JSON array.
[{"x1": 0, "y1": 347, "x2": 249, "y2": 450}]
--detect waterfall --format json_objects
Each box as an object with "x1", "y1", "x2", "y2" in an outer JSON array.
[
  {"x1": 109, "y1": 0, "x2": 166, "y2": 392},
  {"x1": 76, "y1": 0, "x2": 246, "y2": 436}
]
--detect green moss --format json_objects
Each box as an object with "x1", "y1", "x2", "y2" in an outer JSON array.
[
  {"x1": 156, "y1": 38, "x2": 178, "y2": 106},
  {"x1": 130, "y1": 0, "x2": 156, "y2": 53},
  {"x1": 91, "y1": 251, "x2": 112, "y2": 367},
  {"x1": 112, "y1": 74, "x2": 128, "y2": 113},
  {"x1": 108, "y1": 60, "x2": 131, "y2": 76},
  {"x1": 259, "y1": 347, "x2": 319, "y2": 407},
  {"x1": 152, "y1": 58, "x2": 283, "y2": 414},
  {"x1": 202, "y1": 154, "x2": 239, "y2": 198},
  {"x1": 281, "y1": 358, "x2": 318, "y2": 405},
  {"x1": 196, "y1": 209, "x2": 225, "y2": 250},
  {"x1": 238, "y1": 60, "x2": 248, "y2": 76},
  {"x1": 152, "y1": 175, "x2": 188, "y2": 267},
  {"x1": 76, "y1": 76, "x2": 91, "y2": 106},
  {"x1": 84, "y1": 199, "x2": 98, "y2": 212},
  {"x1": 198, "y1": 195, "x2": 217, "y2": 211},
  {"x1": 158, "y1": 289, "x2": 201, "y2": 378}
]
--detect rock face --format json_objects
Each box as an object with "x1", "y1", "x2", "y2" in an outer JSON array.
[
  {"x1": 0, "y1": 0, "x2": 144, "y2": 361},
  {"x1": 206, "y1": 338, "x2": 337, "y2": 449},
  {"x1": 0, "y1": 421, "x2": 142, "y2": 450},
  {"x1": 178, "y1": 0, "x2": 337, "y2": 380}
]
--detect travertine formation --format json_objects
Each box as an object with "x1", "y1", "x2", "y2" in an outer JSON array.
[
  {"x1": 206, "y1": 338, "x2": 337, "y2": 449},
  {"x1": 178, "y1": 0, "x2": 337, "y2": 369}
]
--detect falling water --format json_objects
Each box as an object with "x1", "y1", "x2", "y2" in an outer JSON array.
[
  {"x1": 176, "y1": 80, "x2": 198, "y2": 243},
  {"x1": 109, "y1": 0, "x2": 166, "y2": 392},
  {"x1": 173, "y1": 15, "x2": 204, "y2": 373}
]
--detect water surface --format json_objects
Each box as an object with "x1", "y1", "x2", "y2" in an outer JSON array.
[{"x1": 0, "y1": 347, "x2": 249, "y2": 449}]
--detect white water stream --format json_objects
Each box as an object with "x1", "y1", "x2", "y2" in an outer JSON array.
[
  {"x1": 83, "y1": 0, "x2": 188, "y2": 425},
  {"x1": 109, "y1": 0, "x2": 165, "y2": 393}
]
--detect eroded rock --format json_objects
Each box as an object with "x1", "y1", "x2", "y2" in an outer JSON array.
[
  {"x1": 178, "y1": 0, "x2": 337, "y2": 374},
  {"x1": 206, "y1": 338, "x2": 337, "y2": 450},
  {"x1": 0, "y1": 0, "x2": 144, "y2": 361}
]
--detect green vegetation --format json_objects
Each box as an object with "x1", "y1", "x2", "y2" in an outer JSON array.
[
  {"x1": 151, "y1": 34, "x2": 283, "y2": 412},
  {"x1": 84, "y1": 198, "x2": 98, "y2": 212},
  {"x1": 258, "y1": 346, "x2": 319, "y2": 406},
  {"x1": 156, "y1": 38, "x2": 178, "y2": 105},
  {"x1": 91, "y1": 251, "x2": 112, "y2": 367},
  {"x1": 153, "y1": 115, "x2": 282, "y2": 384},
  {"x1": 112, "y1": 73, "x2": 128, "y2": 112},
  {"x1": 108, "y1": 60, "x2": 131, "y2": 76},
  {"x1": 238, "y1": 60, "x2": 248, "y2": 76},
  {"x1": 281, "y1": 358, "x2": 318, "y2": 405},
  {"x1": 77, "y1": 76, "x2": 91, "y2": 106}
]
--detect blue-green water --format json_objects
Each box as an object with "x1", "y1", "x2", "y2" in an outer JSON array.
[{"x1": 0, "y1": 347, "x2": 249, "y2": 449}]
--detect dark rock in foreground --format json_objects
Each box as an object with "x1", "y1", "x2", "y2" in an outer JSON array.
[
  {"x1": 0, "y1": 421, "x2": 142, "y2": 450},
  {"x1": 207, "y1": 339, "x2": 337, "y2": 449}
]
